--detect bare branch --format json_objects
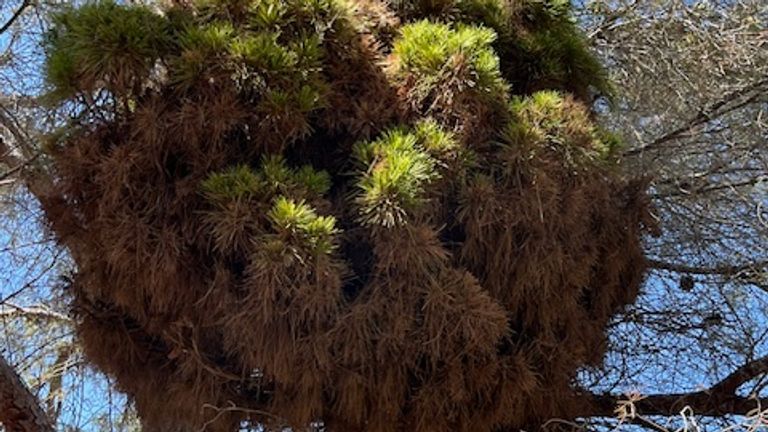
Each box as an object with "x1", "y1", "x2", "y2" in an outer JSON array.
[
  {"x1": 623, "y1": 78, "x2": 768, "y2": 157},
  {"x1": 0, "y1": 0, "x2": 32, "y2": 36},
  {"x1": 648, "y1": 258, "x2": 768, "y2": 277},
  {"x1": 0, "y1": 303, "x2": 71, "y2": 324},
  {"x1": 0, "y1": 142, "x2": 40, "y2": 183}
]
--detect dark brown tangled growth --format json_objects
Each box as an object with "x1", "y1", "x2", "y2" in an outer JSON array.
[{"x1": 38, "y1": 0, "x2": 657, "y2": 430}]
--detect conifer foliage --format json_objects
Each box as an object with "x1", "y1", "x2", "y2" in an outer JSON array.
[{"x1": 41, "y1": 0, "x2": 655, "y2": 430}]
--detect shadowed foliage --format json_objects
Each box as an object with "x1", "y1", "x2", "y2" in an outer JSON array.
[{"x1": 38, "y1": 0, "x2": 655, "y2": 430}]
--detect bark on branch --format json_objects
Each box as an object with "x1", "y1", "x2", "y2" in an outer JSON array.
[
  {"x1": 0, "y1": 353, "x2": 54, "y2": 432},
  {"x1": 586, "y1": 392, "x2": 768, "y2": 418},
  {"x1": 582, "y1": 355, "x2": 768, "y2": 419}
]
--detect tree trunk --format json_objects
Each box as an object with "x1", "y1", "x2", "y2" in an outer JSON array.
[{"x1": 0, "y1": 353, "x2": 54, "y2": 432}]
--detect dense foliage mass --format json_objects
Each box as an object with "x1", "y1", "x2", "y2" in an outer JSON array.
[{"x1": 39, "y1": 0, "x2": 655, "y2": 430}]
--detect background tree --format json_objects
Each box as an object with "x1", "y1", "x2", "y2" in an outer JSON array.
[
  {"x1": 576, "y1": 1, "x2": 768, "y2": 425},
  {"x1": 1, "y1": 0, "x2": 141, "y2": 430}
]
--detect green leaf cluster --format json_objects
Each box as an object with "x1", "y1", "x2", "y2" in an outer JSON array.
[
  {"x1": 44, "y1": 0, "x2": 349, "y2": 123},
  {"x1": 268, "y1": 196, "x2": 338, "y2": 255},
  {"x1": 170, "y1": 2, "x2": 332, "y2": 105},
  {"x1": 504, "y1": 91, "x2": 615, "y2": 163},
  {"x1": 354, "y1": 121, "x2": 457, "y2": 227},
  {"x1": 511, "y1": 18, "x2": 609, "y2": 98},
  {"x1": 201, "y1": 164, "x2": 265, "y2": 202},
  {"x1": 202, "y1": 159, "x2": 335, "y2": 255},
  {"x1": 260, "y1": 155, "x2": 332, "y2": 198},
  {"x1": 392, "y1": 20, "x2": 507, "y2": 97},
  {"x1": 45, "y1": 1, "x2": 172, "y2": 100},
  {"x1": 169, "y1": 21, "x2": 235, "y2": 88},
  {"x1": 413, "y1": 118, "x2": 459, "y2": 158},
  {"x1": 492, "y1": 0, "x2": 609, "y2": 98},
  {"x1": 394, "y1": 0, "x2": 610, "y2": 99},
  {"x1": 202, "y1": 156, "x2": 331, "y2": 204}
]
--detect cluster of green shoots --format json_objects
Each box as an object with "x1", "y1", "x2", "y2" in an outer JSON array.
[
  {"x1": 45, "y1": 0, "x2": 347, "y2": 125},
  {"x1": 353, "y1": 120, "x2": 459, "y2": 228},
  {"x1": 392, "y1": 0, "x2": 609, "y2": 97},
  {"x1": 391, "y1": 20, "x2": 507, "y2": 101},
  {"x1": 45, "y1": 1, "x2": 171, "y2": 99},
  {"x1": 504, "y1": 91, "x2": 621, "y2": 164},
  {"x1": 202, "y1": 157, "x2": 336, "y2": 256}
]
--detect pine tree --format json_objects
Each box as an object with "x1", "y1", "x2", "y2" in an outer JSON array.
[{"x1": 40, "y1": 0, "x2": 655, "y2": 430}]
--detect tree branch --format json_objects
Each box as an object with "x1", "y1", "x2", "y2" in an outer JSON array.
[
  {"x1": 585, "y1": 392, "x2": 768, "y2": 418},
  {"x1": 0, "y1": 101, "x2": 36, "y2": 162},
  {"x1": 0, "y1": 0, "x2": 32, "y2": 36},
  {"x1": 711, "y1": 355, "x2": 768, "y2": 396},
  {"x1": 582, "y1": 355, "x2": 768, "y2": 419},
  {"x1": 624, "y1": 78, "x2": 768, "y2": 157},
  {"x1": 0, "y1": 303, "x2": 72, "y2": 324},
  {"x1": 0, "y1": 352, "x2": 54, "y2": 432},
  {"x1": 648, "y1": 258, "x2": 768, "y2": 277},
  {"x1": 651, "y1": 176, "x2": 766, "y2": 199},
  {"x1": 0, "y1": 143, "x2": 40, "y2": 183}
]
